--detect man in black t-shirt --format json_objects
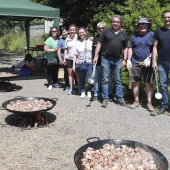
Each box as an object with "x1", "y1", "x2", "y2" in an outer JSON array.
[
  {"x1": 92, "y1": 22, "x2": 113, "y2": 101},
  {"x1": 152, "y1": 10, "x2": 170, "y2": 115},
  {"x1": 93, "y1": 15, "x2": 128, "y2": 108}
]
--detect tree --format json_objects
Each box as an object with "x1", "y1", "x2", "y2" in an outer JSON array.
[
  {"x1": 119, "y1": 0, "x2": 170, "y2": 37},
  {"x1": 32, "y1": 0, "x2": 170, "y2": 36},
  {"x1": 32, "y1": 0, "x2": 126, "y2": 34}
]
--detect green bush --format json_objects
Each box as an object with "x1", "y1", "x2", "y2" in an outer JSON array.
[
  {"x1": 1, "y1": 32, "x2": 14, "y2": 49},
  {"x1": 8, "y1": 32, "x2": 26, "y2": 54}
]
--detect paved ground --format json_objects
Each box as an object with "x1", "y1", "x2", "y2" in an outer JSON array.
[{"x1": 0, "y1": 53, "x2": 169, "y2": 170}]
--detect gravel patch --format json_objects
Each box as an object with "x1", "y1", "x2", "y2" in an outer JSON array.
[{"x1": 0, "y1": 54, "x2": 169, "y2": 170}]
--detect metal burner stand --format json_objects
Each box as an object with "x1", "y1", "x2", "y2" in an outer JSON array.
[{"x1": 14, "y1": 112, "x2": 49, "y2": 129}]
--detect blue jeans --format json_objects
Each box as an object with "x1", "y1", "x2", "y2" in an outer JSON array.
[
  {"x1": 101, "y1": 56, "x2": 124, "y2": 101},
  {"x1": 94, "y1": 65, "x2": 113, "y2": 97},
  {"x1": 158, "y1": 62, "x2": 170, "y2": 108},
  {"x1": 78, "y1": 64, "x2": 93, "y2": 93}
]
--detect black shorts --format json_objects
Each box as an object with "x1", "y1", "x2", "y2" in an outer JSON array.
[
  {"x1": 131, "y1": 62, "x2": 154, "y2": 83},
  {"x1": 66, "y1": 59, "x2": 73, "y2": 68}
]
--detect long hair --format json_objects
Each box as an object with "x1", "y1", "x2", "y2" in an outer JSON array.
[
  {"x1": 77, "y1": 27, "x2": 89, "y2": 40},
  {"x1": 49, "y1": 26, "x2": 60, "y2": 39}
]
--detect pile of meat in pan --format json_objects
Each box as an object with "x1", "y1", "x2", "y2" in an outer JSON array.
[
  {"x1": 6, "y1": 99, "x2": 53, "y2": 111},
  {"x1": 0, "y1": 72, "x2": 18, "y2": 77},
  {"x1": 81, "y1": 144, "x2": 158, "y2": 170}
]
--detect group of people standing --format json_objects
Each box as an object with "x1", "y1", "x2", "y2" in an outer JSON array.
[{"x1": 43, "y1": 10, "x2": 170, "y2": 115}]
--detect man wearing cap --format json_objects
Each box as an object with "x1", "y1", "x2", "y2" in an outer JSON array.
[
  {"x1": 152, "y1": 10, "x2": 170, "y2": 115},
  {"x1": 127, "y1": 18, "x2": 155, "y2": 111},
  {"x1": 93, "y1": 15, "x2": 128, "y2": 107},
  {"x1": 92, "y1": 22, "x2": 113, "y2": 101}
]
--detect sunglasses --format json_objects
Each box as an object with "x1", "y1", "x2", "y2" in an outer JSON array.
[
  {"x1": 98, "y1": 27, "x2": 105, "y2": 30},
  {"x1": 138, "y1": 23, "x2": 148, "y2": 26},
  {"x1": 51, "y1": 30, "x2": 58, "y2": 33}
]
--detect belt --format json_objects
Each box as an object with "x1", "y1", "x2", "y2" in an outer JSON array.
[
  {"x1": 105, "y1": 55, "x2": 114, "y2": 58},
  {"x1": 103, "y1": 55, "x2": 115, "y2": 58},
  {"x1": 134, "y1": 59, "x2": 144, "y2": 66}
]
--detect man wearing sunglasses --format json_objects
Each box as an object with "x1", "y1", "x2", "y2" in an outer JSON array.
[
  {"x1": 92, "y1": 22, "x2": 113, "y2": 101},
  {"x1": 127, "y1": 18, "x2": 155, "y2": 112}
]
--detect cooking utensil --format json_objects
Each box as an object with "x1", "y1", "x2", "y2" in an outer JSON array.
[
  {"x1": 86, "y1": 97, "x2": 93, "y2": 107},
  {"x1": 74, "y1": 137, "x2": 168, "y2": 170},
  {"x1": 155, "y1": 70, "x2": 162, "y2": 99},
  {"x1": 88, "y1": 64, "x2": 96, "y2": 84},
  {"x1": 128, "y1": 67, "x2": 132, "y2": 89},
  {"x1": 2, "y1": 97, "x2": 57, "y2": 114}
]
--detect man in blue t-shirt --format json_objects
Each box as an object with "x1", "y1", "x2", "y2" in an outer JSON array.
[
  {"x1": 152, "y1": 10, "x2": 170, "y2": 115},
  {"x1": 57, "y1": 29, "x2": 69, "y2": 91},
  {"x1": 127, "y1": 18, "x2": 155, "y2": 112}
]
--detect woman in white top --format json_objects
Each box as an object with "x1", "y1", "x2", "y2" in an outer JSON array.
[
  {"x1": 73, "y1": 27, "x2": 93, "y2": 98},
  {"x1": 64, "y1": 24, "x2": 79, "y2": 95}
]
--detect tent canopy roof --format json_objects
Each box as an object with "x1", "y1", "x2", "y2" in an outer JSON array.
[
  {"x1": 0, "y1": 0, "x2": 60, "y2": 49},
  {"x1": 0, "y1": 0, "x2": 60, "y2": 21}
]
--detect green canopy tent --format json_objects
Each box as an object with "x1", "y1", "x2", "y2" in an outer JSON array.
[{"x1": 0, "y1": 0, "x2": 60, "y2": 50}]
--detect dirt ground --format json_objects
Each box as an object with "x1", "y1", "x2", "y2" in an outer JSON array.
[{"x1": 0, "y1": 51, "x2": 169, "y2": 170}]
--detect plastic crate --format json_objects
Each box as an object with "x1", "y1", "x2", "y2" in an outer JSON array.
[
  {"x1": 19, "y1": 68, "x2": 32, "y2": 76},
  {"x1": 12, "y1": 66, "x2": 22, "y2": 73}
]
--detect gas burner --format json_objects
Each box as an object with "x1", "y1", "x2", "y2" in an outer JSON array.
[{"x1": 15, "y1": 112, "x2": 47, "y2": 130}]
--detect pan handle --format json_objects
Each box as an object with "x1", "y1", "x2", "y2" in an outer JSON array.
[
  {"x1": 87, "y1": 137, "x2": 100, "y2": 143},
  {"x1": 52, "y1": 98, "x2": 59, "y2": 101},
  {"x1": 14, "y1": 96, "x2": 23, "y2": 99},
  {"x1": 0, "y1": 106, "x2": 5, "y2": 110}
]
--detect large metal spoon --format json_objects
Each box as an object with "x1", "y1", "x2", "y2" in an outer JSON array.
[
  {"x1": 155, "y1": 70, "x2": 162, "y2": 99},
  {"x1": 88, "y1": 64, "x2": 96, "y2": 84}
]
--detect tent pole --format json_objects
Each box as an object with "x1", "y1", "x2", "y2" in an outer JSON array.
[{"x1": 25, "y1": 21, "x2": 30, "y2": 54}]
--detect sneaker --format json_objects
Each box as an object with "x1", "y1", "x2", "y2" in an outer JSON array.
[
  {"x1": 130, "y1": 101, "x2": 140, "y2": 109},
  {"x1": 101, "y1": 99, "x2": 108, "y2": 107},
  {"x1": 146, "y1": 102, "x2": 154, "y2": 112},
  {"x1": 65, "y1": 87, "x2": 70, "y2": 92},
  {"x1": 108, "y1": 94, "x2": 113, "y2": 102},
  {"x1": 53, "y1": 83, "x2": 61, "y2": 88},
  {"x1": 80, "y1": 92, "x2": 85, "y2": 99},
  {"x1": 87, "y1": 91, "x2": 92, "y2": 98},
  {"x1": 72, "y1": 89, "x2": 76, "y2": 94},
  {"x1": 157, "y1": 107, "x2": 166, "y2": 115},
  {"x1": 48, "y1": 85, "x2": 53, "y2": 90},
  {"x1": 118, "y1": 100, "x2": 128, "y2": 107},
  {"x1": 67, "y1": 89, "x2": 72, "y2": 95}
]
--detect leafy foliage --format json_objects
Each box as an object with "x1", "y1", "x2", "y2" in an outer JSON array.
[
  {"x1": 117, "y1": 0, "x2": 164, "y2": 37},
  {"x1": 32, "y1": 0, "x2": 170, "y2": 36}
]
